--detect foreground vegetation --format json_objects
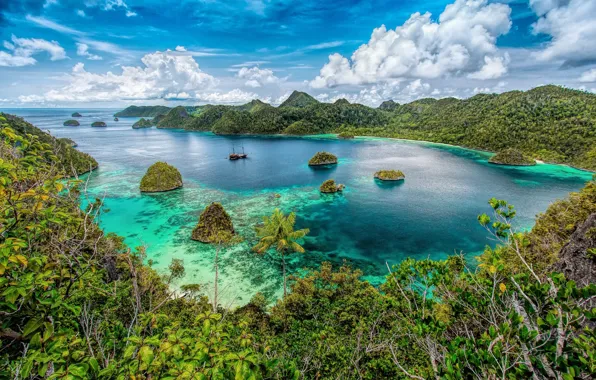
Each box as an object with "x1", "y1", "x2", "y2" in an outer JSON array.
[
  {"x1": 120, "y1": 86, "x2": 596, "y2": 171},
  {"x1": 1, "y1": 113, "x2": 595, "y2": 378}
]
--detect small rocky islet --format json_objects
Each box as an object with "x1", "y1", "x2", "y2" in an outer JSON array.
[
  {"x1": 308, "y1": 151, "x2": 338, "y2": 166},
  {"x1": 489, "y1": 148, "x2": 536, "y2": 166},
  {"x1": 374, "y1": 170, "x2": 405, "y2": 181},
  {"x1": 139, "y1": 162, "x2": 183, "y2": 192},
  {"x1": 63, "y1": 119, "x2": 80, "y2": 126},
  {"x1": 71, "y1": 112, "x2": 82, "y2": 117},
  {"x1": 91, "y1": 121, "x2": 107, "y2": 128},
  {"x1": 191, "y1": 202, "x2": 235, "y2": 243},
  {"x1": 320, "y1": 179, "x2": 345, "y2": 193}
]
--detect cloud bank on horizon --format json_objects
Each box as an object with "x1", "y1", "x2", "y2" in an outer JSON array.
[{"x1": 0, "y1": 0, "x2": 595, "y2": 107}]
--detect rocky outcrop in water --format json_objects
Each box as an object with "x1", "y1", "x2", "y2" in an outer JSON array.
[
  {"x1": 374, "y1": 170, "x2": 405, "y2": 181},
  {"x1": 133, "y1": 118, "x2": 153, "y2": 129},
  {"x1": 191, "y1": 202, "x2": 235, "y2": 243},
  {"x1": 63, "y1": 120, "x2": 80, "y2": 126},
  {"x1": 308, "y1": 151, "x2": 338, "y2": 166},
  {"x1": 91, "y1": 121, "x2": 107, "y2": 128},
  {"x1": 71, "y1": 112, "x2": 82, "y2": 117},
  {"x1": 320, "y1": 179, "x2": 345, "y2": 193},
  {"x1": 140, "y1": 162, "x2": 183, "y2": 192}
]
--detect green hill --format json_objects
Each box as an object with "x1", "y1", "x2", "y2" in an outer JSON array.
[
  {"x1": 156, "y1": 106, "x2": 190, "y2": 129},
  {"x1": 279, "y1": 90, "x2": 319, "y2": 108},
  {"x1": 114, "y1": 105, "x2": 171, "y2": 117}
]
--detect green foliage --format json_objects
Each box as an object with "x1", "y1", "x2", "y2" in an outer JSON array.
[
  {"x1": 489, "y1": 148, "x2": 536, "y2": 166},
  {"x1": 253, "y1": 209, "x2": 310, "y2": 297},
  {"x1": 139, "y1": 161, "x2": 183, "y2": 192},
  {"x1": 191, "y1": 202, "x2": 235, "y2": 243},
  {"x1": 114, "y1": 105, "x2": 171, "y2": 117},
  {"x1": 374, "y1": 170, "x2": 405, "y2": 181},
  {"x1": 283, "y1": 120, "x2": 320, "y2": 135},
  {"x1": 308, "y1": 151, "x2": 338, "y2": 166},
  {"x1": 156, "y1": 106, "x2": 190, "y2": 129},
  {"x1": 2, "y1": 113, "x2": 97, "y2": 176},
  {"x1": 338, "y1": 131, "x2": 354, "y2": 139}
]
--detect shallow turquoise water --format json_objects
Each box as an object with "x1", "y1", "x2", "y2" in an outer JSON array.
[{"x1": 3, "y1": 108, "x2": 593, "y2": 305}]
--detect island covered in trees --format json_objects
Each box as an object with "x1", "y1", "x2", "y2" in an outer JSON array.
[
  {"x1": 118, "y1": 85, "x2": 596, "y2": 171},
  {"x1": 139, "y1": 161, "x2": 183, "y2": 192},
  {"x1": 489, "y1": 148, "x2": 536, "y2": 166}
]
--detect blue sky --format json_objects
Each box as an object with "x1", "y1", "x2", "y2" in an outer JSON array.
[{"x1": 0, "y1": 0, "x2": 595, "y2": 107}]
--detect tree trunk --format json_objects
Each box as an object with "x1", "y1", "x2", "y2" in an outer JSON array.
[
  {"x1": 213, "y1": 245, "x2": 220, "y2": 312},
  {"x1": 282, "y1": 253, "x2": 287, "y2": 298}
]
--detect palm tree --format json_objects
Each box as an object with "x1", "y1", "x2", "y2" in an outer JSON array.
[{"x1": 252, "y1": 208, "x2": 309, "y2": 297}]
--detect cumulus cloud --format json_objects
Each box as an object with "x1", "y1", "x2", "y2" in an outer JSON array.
[
  {"x1": 315, "y1": 79, "x2": 435, "y2": 106},
  {"x1": 580, "y1": 68, "x2": 596, "y2": 83},
  {"x1": 237, "y1": 66, "x2": 282, "y2": 87},
  {"x1": 0, "y1": 34, "x2": 66, "y2": 67},
  {"x1": 76, "y1": 43, "x2": 102, "y2": 61},
  {"x1": 310, "y1": 0, "x2": 511, "y2": 88},
  {"x1": 20, "y1": 49, "x2": 218, "y2": 102},
  {"x1": 196, "y1": 89, "x2": 263, "y2": 104},
  {"x1": 531, "y1": 0, "x2": 596, "y2": 65}
]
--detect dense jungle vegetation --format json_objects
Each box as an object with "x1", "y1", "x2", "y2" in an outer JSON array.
[
  {"x1": 118, "y1": 86, "x2": 596, "y2": 170},
  {"x1": 2, "y1": 101, "x2": 596, "y2": 378}
]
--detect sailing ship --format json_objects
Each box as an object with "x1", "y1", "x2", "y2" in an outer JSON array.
[{"x1": 229, "y1": 145, "x2": 248, "y2": 160}]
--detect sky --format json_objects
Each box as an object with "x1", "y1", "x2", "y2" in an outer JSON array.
[{"x1": 0, "y1": 0, "x2": 595, "y2": 108}]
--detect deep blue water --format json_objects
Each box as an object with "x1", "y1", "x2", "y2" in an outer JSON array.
[{"x1": 3, "y1": 108, "x2": 592, "y2": 303}]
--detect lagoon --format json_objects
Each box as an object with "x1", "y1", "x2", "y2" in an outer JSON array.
[{"x1": 4, "y1": 108, "x2": 593, "y2": 306}]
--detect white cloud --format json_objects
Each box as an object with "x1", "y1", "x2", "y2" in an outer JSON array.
[
  {"x1": 315, "y1": 79, "x2": 435, "y2": 106},
  {"x1": 76, "y1": 43, "x2": 103, "y2": 61},
  {"x1": 580, "y1": 68, "x2": 596, "y2": 83},
  {"x1": 104, "y1": 0, "x2": 137, "y2": 16},
  {"x1": 237, "y1": 66, "x2": 282, "y2": 87},
  {"x1": 196, "y1": 89, "x2": 263, "y2": 104},
  {"x1": 468, "y1": 55, "x2": 509, "y2": 80},
  {"x1": 26, "y1": 15, "x2": 84, "y2": 36},
  {"x1": 76, "y1": 10, "x2": 88, "y2": 18},
  {"x1": 311, "y1": 0, "x2": 511, "y2": 88},
  {"x1": 531, "y1": 0, "x2": 596, "y2": 65},
  {"x1": 0, "y1": 35, "x2": 66, "y2": 67},
  {"x1": 19, "y1": 49, "x2": 218, "y2": 102}
]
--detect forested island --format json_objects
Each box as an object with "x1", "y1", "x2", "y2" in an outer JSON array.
[
  {"x1": 119, "y1": 85, "x2": 596, "y2": 171},
  {"x1": 1, "y1": 111, "x2": 595, "y2": 378}
]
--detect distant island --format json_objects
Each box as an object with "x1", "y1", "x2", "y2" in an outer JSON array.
[
  {"x1": 71, "y1": 112, "x2": 82, "y2": 117},
  {"x1": 114, "y1": 105, "x2": 171, "y2": 118},
  {"x1": 489, "y1": 148, "x2": 536, "y2": 166},
  {"x1": 118, "y1": 85, "x2": 596, "y2": 171},
  {"x1": 91, "y1": 121, "x2": 107, "y2": 128}
]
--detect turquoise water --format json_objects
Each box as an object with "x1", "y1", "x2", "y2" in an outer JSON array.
[{"x1": 3, "y1": 108, "x2": 593, "y2": 306}]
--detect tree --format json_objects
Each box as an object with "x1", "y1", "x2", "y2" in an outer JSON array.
[
  {"x1": 252, "y1": 209, "x2": 309, "y2": 297},
  {"x1": 210, "y1": 230, "x2": 242, "y2": 312}
]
